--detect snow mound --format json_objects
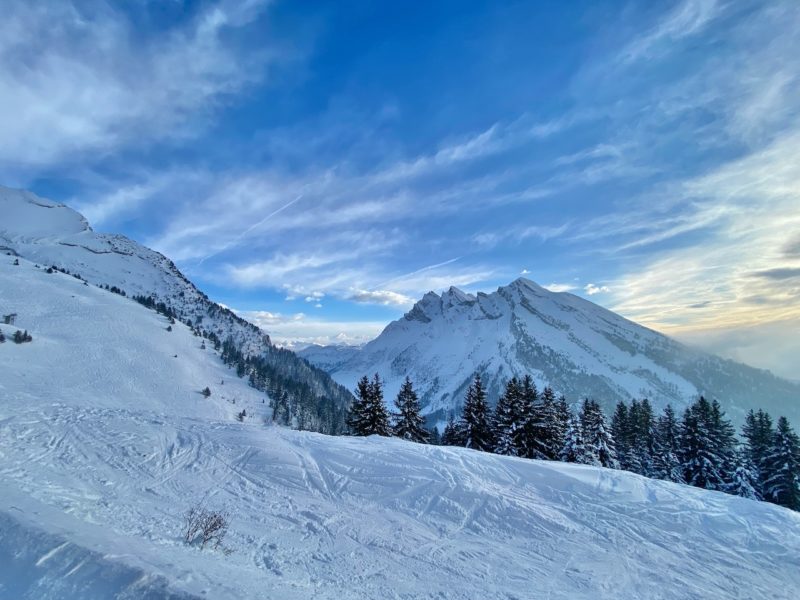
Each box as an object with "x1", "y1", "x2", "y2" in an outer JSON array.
[{"x1": 1, "y1": 256, "x2": 799, "y2": 599}]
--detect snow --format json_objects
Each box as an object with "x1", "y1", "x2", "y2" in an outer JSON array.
[
  {"x1": 2, "y1": 256, "x2": 800, "y2": 599},
  {"x1": 302, "y1": 277, "x2": 800, "y2": 428}
]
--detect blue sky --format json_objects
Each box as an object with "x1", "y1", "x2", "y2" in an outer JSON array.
[{"x1": 2, "y1": 0, "x2": 799, "y2": 378}]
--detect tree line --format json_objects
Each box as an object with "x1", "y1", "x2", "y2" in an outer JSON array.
[{"x1": 347, "y1": 372, "x2": 800, "y2": 512}]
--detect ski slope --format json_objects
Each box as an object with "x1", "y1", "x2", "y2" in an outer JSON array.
[{"x1": 1, "y1": 256, "x2": 800, "y2": 599}]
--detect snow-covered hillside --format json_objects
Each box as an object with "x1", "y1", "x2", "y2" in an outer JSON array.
[
  {"x1": 0, "y1": 185, "x2": 353, "y2": 433},
  {"x1": 301, "y1": 279, "x2": 800, "y2": 427},
  {"x1": 2, "y1": 255, "x2": 800, "y2": 599}
]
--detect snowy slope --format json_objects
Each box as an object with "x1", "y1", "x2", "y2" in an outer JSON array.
[
  {"x1": 0, "y1": 185, "x2": 353, "y2": 431},
  {"x1": 2, "y1": 256, "x2": 800, "y2": 599},
  {"x1": 301, "y1": 279, "x2": 800, "y2": 426}
]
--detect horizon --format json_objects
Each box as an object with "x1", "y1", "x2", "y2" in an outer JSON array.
[{"x1": 2, "y1": 0, "x2": 799, "y2": 379}]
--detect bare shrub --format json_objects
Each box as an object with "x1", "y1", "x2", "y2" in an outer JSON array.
[{"x1": 183, "y1": 505, "x2": 230, "y2": 551}]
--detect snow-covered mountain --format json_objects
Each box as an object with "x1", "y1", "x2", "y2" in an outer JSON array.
[
  {"x1": 2, "y1": 255, "x2": 799, "y2": 599},
  {"x1": 301, "y1": 279, "x2": 800, "y2": 426},
  {"x1": 0, "y1": 185, "x2": 353, "y2": 432}
]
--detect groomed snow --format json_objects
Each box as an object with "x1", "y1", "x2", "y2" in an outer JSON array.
[{"x1": 2, "y1": 257, "x2": 800, "y2": 599}]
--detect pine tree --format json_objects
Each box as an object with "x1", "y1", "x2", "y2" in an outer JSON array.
[
  {"x1": 679, "y1": 397, "x2": 727, "y2": 491},
  {"x1": 459, "y1": 374, "x2": 493, "y2": 451},
  {"x1": 709, "y1": 399, "x2": 737, "y2": 484},
  {"x1": 763, "y1": 416, "x2": 800, "y2": 510},
  {"x1": 651, "y1": 405, "x2": 684, "y2": 483},
  {"x1": 492, "y1": 377, "x2": 522, "y2": 455},
  {"x1": 729, "y1": 454, "x2": 762, "y2": 501},
  {"x1": 611, "y1": 401, "x2": 632, "y2": 470},
  {"x1": 347, "y1": 374, "x2": 391, "y2": 436},
  {"x1": 554, "y1": 394, "x2": 571, "y2": 456},
  {"x1": 513, "y1": 376, "x2": 534, "y2": 457},
  {"x1": 741, "y1": 409, "x2": 773, "y2": 495},
  {"x1": 630, "y1": 399, "x2": 655, "y2": 475},
  {"x1": 579, "y1": 399, "x2": 618, "y2": 468},
  {"x1": 530, "y1": 384, "x2": 560, "y2": 460},
  {"x1": 441, "y1": 412, "x2": 464, "y2": 446},
  {"x1": 392, "y1": 377, "x2": 429, "y2": 443},
  {"x1": 560, "y1": 415, "x2": 590, "y2": 464}
]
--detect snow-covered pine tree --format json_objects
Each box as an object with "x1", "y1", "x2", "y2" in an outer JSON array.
[
  {"x1": 741, "y1": 409, "x2": 774, "y2": 496},
  {"x1": 532, "y1": 385, "x2": 562, "y2": 460},
  {"x1": 554, "y1": 394, "x2": 571, "y2": 455},
  {"x1": 441, "y1": 412, "x2": 464, "y2": 446},
  {"x1": 630, "y1": 399, "x2": 655, "y2": 476},
  {"x1": 651, "y1": 405, "x2": 684, "y2": 483},
  {"x1": 347, "y1": 374, "x2": 391, "y2": 436},
  {"x1": 516, "y1": 376, "x2": 538, "y2": 458},
  {"x1": 728, "y1": 453, "x2": 762, "y2": 500},
  {"x1": 679, "y1": 396, "x2": 727, "y2": 491},
  {"x1": 459, "y1": 374, "x2": 493, "y2": 451},
  {"x1": 709, "y1": 399, "x2": 737, "y2": 485},
  {"x1": 392, "y1": 376, "x2": 429, "y2": 443},
  {"x1": 762, "y1": 416, "x2": 800, "y2": 510},
  {"x1": 559, "y1": 415, "x2": 590, "y2": 464},
  {"x1": 611, "y1": 401, "x2": 632, "y2": 471},
  {"x1": 579, "y1": 399, "x2": 617, "y2": 468},
  {"x1": 492, "y1": 377, "x2": 522, "y2": 455}
]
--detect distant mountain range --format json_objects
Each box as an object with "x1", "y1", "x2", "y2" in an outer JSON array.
[
  {"x1": 300, "y1": 278, "x2": 800, "y2": 427},
  {"x1": 0, "y1": 186, "x2": 353, "y2": 432}
]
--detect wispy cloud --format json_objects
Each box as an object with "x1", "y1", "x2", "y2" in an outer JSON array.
[
  {"x1": 0, "y1": 0, "x2": 279, "y2": 171},
  {"x1": 619, "y1": 0, "x2": 722, "y2": 64}
]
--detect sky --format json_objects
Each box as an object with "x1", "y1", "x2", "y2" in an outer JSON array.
[{"x1": 2, "y1": 0, "x2": 799, "y2": 379}]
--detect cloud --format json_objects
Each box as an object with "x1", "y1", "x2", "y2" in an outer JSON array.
[
  {"x1": 545, "y1": 283, "x2": 577, "y2": 293},
  {"x1": 751, "y1": 268, "x2": 800, "y2": 281},
  {"x1": 239, "y1": 310, "x2": 385, "y2": 348},
  {"x1": 347, "y1": 289, "x2": 414, "y2": 307},
  {"x1": 584, "y1": 283, "x2": 610, "y2": 296},
  {"x1": 619, "y1": 0, "x2": 721, "y2": 64},
  {"x1": 0, "y1": 0, "x2": 277, "y2": 170}
]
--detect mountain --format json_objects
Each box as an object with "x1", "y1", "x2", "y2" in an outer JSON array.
[
  {"x1": 0, "y1": 185, "x2": 353, "y2": 433},
  {"x1": 301, "y1": 278, "x2": 800, "y2": 427},
  {"x1": 2, "y1": 256, "x2": 799, "y2": 598}
]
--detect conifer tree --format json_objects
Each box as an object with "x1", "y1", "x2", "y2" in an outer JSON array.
[
  {"x1": 559, "y1": 415, "x2": 590, "y2": 464},
  {"x1": 630, "y1": 399, "x2": 655, "y2": 475},
  {"x1": 729, "y1": 454, "x2": 762, "y2": 501},
  {"x1": 709, "y1": 399, "x2": 737, "y2": 484},
  {"x1": 611, "y1": 401, "x2": 632, "y2": 470},
  {"x1": 392, "y1": 377, "x2": 429, "y2": 443},
  {"x1": 579, "y1": 399, "x2": 618, "y2": 468},
  {"x1": 459, "y1": 374, "x2": 493, "y2": 451},
  {"x1": 347, "y1": 374, "x2": 391, "y2": 436},
  {"x1": 441, "y1": 412, "x2": 464, "y2": 446},
  {"x1": 493, "y1": 377, "x2": 522, "y2": 455},
  {"x1": 518, "y1": 376, "x2": 539, "y2": 458},
  {"x1": 532, "y1": 385, "x2": 561, "y2": 460},
  {"x1": 554, "y1": 394, "x2": 571, "y2": 455},
  {"x1": 763, "y1": 416, "x2": 800, "y2": 510},
  {"x1": 651, "y1": 405, "x2": 684, "y2": 483},
  {"x1": 679, "y1": 397, "x2": 727, "y2": 491},
  {"x1": 741, "y1": 409, "x2": 773, "y2": 495}
]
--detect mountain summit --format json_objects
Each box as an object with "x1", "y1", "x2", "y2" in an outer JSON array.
[{"x1": 302, "y1": 277, "x2": 800, "y2": 426}]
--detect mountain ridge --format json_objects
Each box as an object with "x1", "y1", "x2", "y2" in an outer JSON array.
[
  {"x1": 0, "y1": 185, "x2": 353, "y2": 433},
  {"x1": 301, "y1": 277, "x2": 800, "y2": 427}
]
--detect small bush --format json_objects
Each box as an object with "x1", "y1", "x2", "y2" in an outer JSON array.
[
  {"x1": 183, "y1": 505, "x2": 230, "y2": 551},
  {"x1": 201, "y1": 387, "x2": 211, "y2": 397},
  {"x1": 12, "y1": 330, "x2": 32, "y2": 344}
]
